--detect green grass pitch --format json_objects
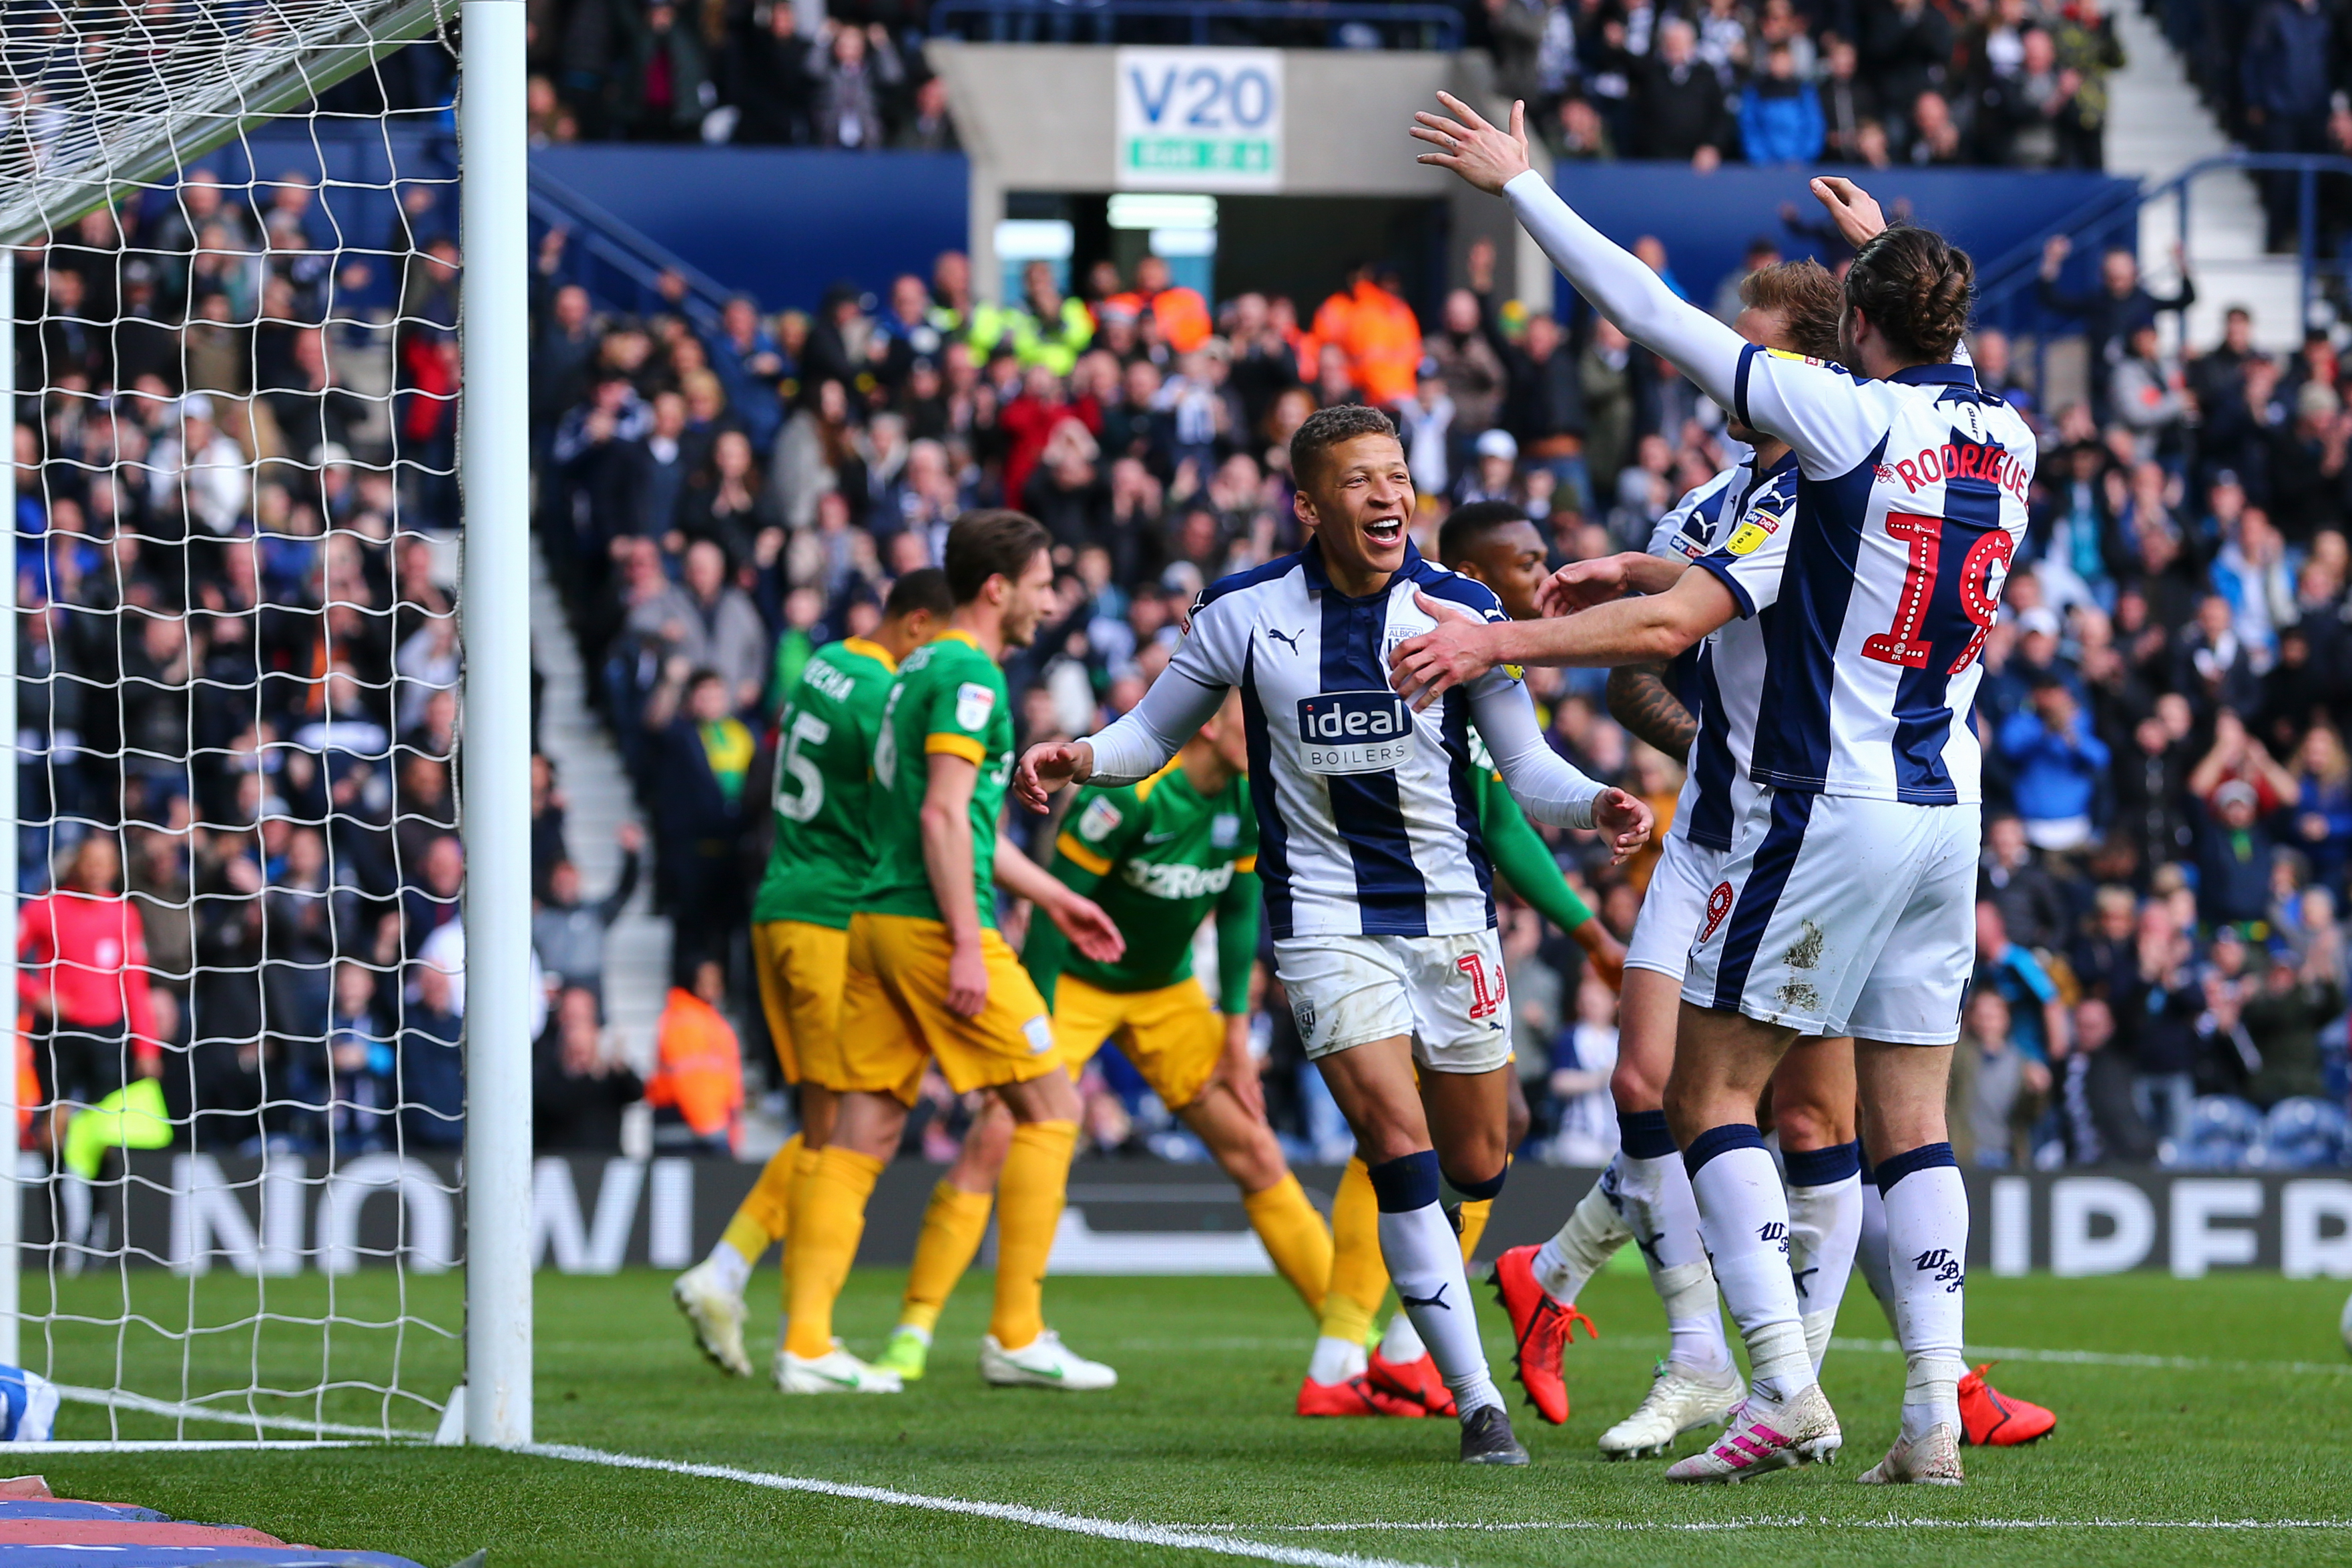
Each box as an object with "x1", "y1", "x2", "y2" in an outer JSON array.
[{"x1": 19, "y1": 1264, "x2": 2352, "y2": 1567}]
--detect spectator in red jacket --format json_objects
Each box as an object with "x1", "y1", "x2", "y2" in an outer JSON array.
[{"x1": 18, "y1": 838, "x2": 158, "y2": 1107}]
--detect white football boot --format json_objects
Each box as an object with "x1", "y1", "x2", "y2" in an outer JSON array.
[
  {"x1": 1663, "y1": 1381, "x2": 1842, "y2": 1482},
  {"x1": 671, "y1": 1259, "x2": 752, "y2": 1377},
  {"x1": 1859, "y1": 1422, "x2": 1965, "y2": 1485},
  {"x1": 775, "y1": 1343, "x2": 903, "y2": 1394},
  {"x1": 979, "y1": 1330, "x2": 1118, "y2": 1390},
  {"x1": 1598, "y1": 1360, "x2": 1748, "y2": 1460}
]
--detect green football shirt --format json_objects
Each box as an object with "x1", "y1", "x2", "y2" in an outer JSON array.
[
  {"x1": 750, "y1": 636, "x2": 899, "y2": 931},
  {"x1": 855, "y1": 630, "x2": 1015, "y2": 929},
  {"x1": 1023, "y1": 762, "x2": 1260, "y2": 1012}
]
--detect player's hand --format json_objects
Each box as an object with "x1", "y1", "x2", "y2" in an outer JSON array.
[
  {"x1": 945, "y1": 937, "x2": 990, "y2": 1019},
  {"x1": 1013, "y1": 739, "x2": 1094, "y2": 812},
  {"x1": 1809, "y1": 175, "x2": 1888, "y2": 248},
  {"x1": 1047, "y1": 889, "x2": 1126, "y2": 965},
  {"x1": 1538, "y1": 554, "x2": 1641, "y2": 616},
  {"x1": 1590, "y1": 787, "x2": 1654, "y2": 864},
  {"x1": 1218, "y1": 1013, "x2": 1266, "y2": 1122},
  {"x1": 1574, "y1": 918, "x2": 1627, "y2": 991},
  {"x1": 1411, "y1": 93, "x2": 1532, "y2": 196},
  {"x1": 1391, "y1": 591, "x2": 1501, "y2": 711}
]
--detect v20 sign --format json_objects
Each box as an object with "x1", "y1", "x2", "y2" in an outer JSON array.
[{"x1": 1114, "y1": 48, "x2": 1283, "y2": 191}]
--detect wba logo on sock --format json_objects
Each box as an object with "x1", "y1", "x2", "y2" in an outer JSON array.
[
  {"x1": 1911, "y1": 1248, "x2": 1964, "y2": 1292},
  {"x1": 1756, "y1": 1221, "x2": 1789, "y2": 1252}
]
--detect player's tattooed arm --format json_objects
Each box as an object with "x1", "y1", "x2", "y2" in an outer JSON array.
[{"x1": 1606, "y1": 661, "x2": 1698, "y2": 759}]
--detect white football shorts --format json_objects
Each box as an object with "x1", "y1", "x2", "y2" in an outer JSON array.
[
  {"x1": 1681, "y1": 788, "x2": 1977, "y2": 1045},
  {"x1": 1272, "y1": 929, "x2": 1512, "y2": 1073},
  {"x1": 1623, "y1": 830, "x2": 1730, "y2": 981}
]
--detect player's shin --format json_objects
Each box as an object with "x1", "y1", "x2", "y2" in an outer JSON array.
[
  {"x1": 1370, "y1": 1151, "x2": 1502, "y2": 1419},
  {"x1": 991, "y1": 1119, "x2": 1080, "y2": 1351},
  {"x1": 899, "y1": 1179, "x2": 995, "y2": 1336},
  {"x1": 784, "y1": 1147, "x2": 885, "y2": 1360},
  {"x1": 1311, "y1": 1155, "x2": 1388, "y2": 1383},
  {"x1": 1875, "y1": 1142, "x2": 1969, "y2": 1443},
  {"x1": 1855, "y1": 1164, "x2": 1897, "y2": 1326},
  {"x1": 1685, "y1": 1125, "x2": 1813, "y2": 1403},
  {"x1": 720, "y1": 1132, "x2": 801, "y2": 1273},
  {"x1": 1243, "y1": 1174, "x2": 1336, "y2": 1314},
  {"x1": 1531, "y1": 1167, "x2": 1632, "y2": 1308},
  {"x1": 1783, "y1": 1139, "x2": 1863, "y2": 1372}
]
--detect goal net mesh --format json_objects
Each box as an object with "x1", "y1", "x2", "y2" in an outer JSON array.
[{"x1": 7, "y1": 0, "x2": 472, "y2": 1442}]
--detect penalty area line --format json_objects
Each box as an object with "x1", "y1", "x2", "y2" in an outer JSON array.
[{"x1": 523, "y1": 1443, "x2": 1439, "y2": 1568}]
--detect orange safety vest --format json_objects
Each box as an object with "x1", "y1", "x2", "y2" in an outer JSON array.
[
  {"x1": 645, "y1": 988, "x2": 744, "y2": 1144},
  {"x1": 1311, "y1": 281, "x2": 1423, "y2": 408},
  {"x1": 1106, "y1": 286, "x2": 1214, "y2": 354}
]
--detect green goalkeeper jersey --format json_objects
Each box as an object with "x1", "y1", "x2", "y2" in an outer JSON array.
[
  {"x1": 1023, "y1": 761, "x2": 1260, "y2": 1013},
  {"x1": 856, "y1": 630, "x2": 1015, "y2": 929},
  {"x1": 750, "y1": 635, "x2": 898, "y2": 931}
]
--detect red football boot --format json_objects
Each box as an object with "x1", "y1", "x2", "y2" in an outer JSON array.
[
  {"x1": 1367, "y1": 1345, "x2": 1457, "y2": 1417},
  {"x1": 1957, "y1": 1363, "x2": 2056, "y2": 1446},
  {"x1": 1297, "y1": 1372, "x2": 1427, "y2": 1418},
  {"x1": 1487, "y1": 1243, "x2": 1598, "y2": 1425}
]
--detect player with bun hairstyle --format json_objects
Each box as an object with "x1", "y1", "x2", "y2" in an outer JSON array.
[{"x1": 1396, "y1": 98, "x2": 2035, "y2": 1488}]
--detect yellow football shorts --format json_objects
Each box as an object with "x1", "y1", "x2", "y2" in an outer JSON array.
[
  {"x1": 752, "y1": 920, "x2": 851, "y2": 1089},
  {"x1": 837, "y1": 912, "x2": 1060, "y2": 1104},
  {"x1": 1053, "y1": 973, "x2": 1226, "y2": 1111}
]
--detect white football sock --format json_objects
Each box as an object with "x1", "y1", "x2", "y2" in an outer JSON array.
[
  {"x1": 1379, "y1": 1204, "x2": 1501, "y2": 1418},
  {"x1": 1658, "y1": 1266, "x2": 1735, "y2": 1378},
  {"x1": 1855, "y1": 1175, "x2": 1897, "y2": 1330},
  {"x1": 1686, "y1": 1127, "x2": 1812, "y2": 1405},
  {"x1": 1784, "y1": 1143, "x2": 1863, "y2": 1373},
  {"x1": 1307, "y1": 1335, "x2": 1367, "y2": 1386},
  {"x1": 1531, "y1": 1175, "x2": 1631, "y2": 1306},
  {"x1": 702, "y1": 1239, "x2": 752, "y2": 1297},
  {"x1": 1379, "y1": 1310, "x2": 1425, "y2": 1363},
  {"x1": 1877, "y1": 1145, "x2": 1969, "y2": 1443}
]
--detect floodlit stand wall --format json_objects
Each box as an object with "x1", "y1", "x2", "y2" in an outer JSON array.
[{"x1": 925, "y1": 42, "x2": 1554, "y2": 312}]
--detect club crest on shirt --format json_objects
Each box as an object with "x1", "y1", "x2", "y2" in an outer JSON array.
[
  {"x1": 954, "y1": 681, "x2": 995, "y2": 732},
  {"x1": 1077, "y1": 798, "x2": 1123, "y2": 842}
]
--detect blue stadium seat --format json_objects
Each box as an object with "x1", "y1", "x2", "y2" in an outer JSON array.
[
  {"x1": 2263, "y1": 1098, "x2": 2352, "y2": 1169},
  {"x1": 2170, "y1": 1096, "x2": 2267, "y2": 1169}
]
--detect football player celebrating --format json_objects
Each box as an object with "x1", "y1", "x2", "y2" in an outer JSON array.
[
  {"x1": 1017, "y1": 405, "x2": 1652, "y2": 1466},
  {"x1": 1401, "y1": 96, "x2": 2031, "y2": 1486}
]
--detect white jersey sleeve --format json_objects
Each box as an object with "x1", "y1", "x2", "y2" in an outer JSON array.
[
  {"x1": 1469, "y1": 680, "x2": 1602, "y2": 828},
  {"x1": 1689, "y1": 466, "x2": 1801, "y2": 618},
  {"x1": 1082, "y1": 584, "x2": 1250, "y2": 783},
  {"x1": 1731, "y1": 344, "x2": 1896, "y2": 481}
]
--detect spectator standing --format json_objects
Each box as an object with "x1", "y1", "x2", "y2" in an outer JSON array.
[
  {"x1": 2243, "y1": 942, "x2": 2343, "y2": 1105},
  {"x1": 533, "y1": 822, "x2": 646, "y2": 1001},
  {"x1": 728, "y1": 3, "x2": 816, "y2": 146},
  {"x1": 2241, "y1": 0, "x2": 2333, "y2": 248},
  {"x1": 2036, "y1": 236, "x2": 2197, "y2": 417},
  {"x1": 1309, "y1": 263, "x2": 1421, "y2": 408},
  {"x1": 535, "y1": 986, "x2": 647, "y2": 1151},
  {"x1": 1949, "y1": 990, "x2": 2043, "y2": 1167},
  {"x1": 1975, "y1": 900, "x2": 2073, "y2": 1067},
  {"x1": 2198, "y1": 779, "x2": 2279, "y2": 928},
  {"x1": 399, "y1": 961, "x2": 465, "y2": 1150},
  {"x1": 1738, "y1": 43, "x2": 1823, "y2": 163},
  {"x1": 650, "y1": 670, "x2": 755, "y2": 974},
  {"x1": 1999, "y1": 678, "x2": 2111, "y2": 850},
  {"x1": 1632, "y1": 18, "x2": 1730, "y2": 166}
]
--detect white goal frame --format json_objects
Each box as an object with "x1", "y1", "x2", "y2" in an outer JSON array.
[{"x1": 0, "y1": 0, "x2": 535, "y2": 1449}]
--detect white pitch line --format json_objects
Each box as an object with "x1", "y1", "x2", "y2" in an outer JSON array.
[
  {"x1": 1827, "y1": 1338, "x2": 2352, "y2": 1378},
  {"x1": 54, "y1": 1384, "x2": 435, "y2": 1441},
  {"x1": 1217, "y1": 1518, "x2": 2352, "y2": 1533},
  {"x1": 524, "y1": 1443, "x2": 1437, "y2": 1568}
]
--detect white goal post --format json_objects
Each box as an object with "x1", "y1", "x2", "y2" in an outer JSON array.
[{"x1": 0, "y1": 0, "x2": 533, "y2": 1447}]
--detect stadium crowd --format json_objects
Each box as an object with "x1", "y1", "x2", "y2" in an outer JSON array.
[
  {"x1": 521, "y1": 0, "x2": 2129, "y2": 170},
  {"x1": 525, "y1": 202, "x2": 2352, "y2": 1171}
]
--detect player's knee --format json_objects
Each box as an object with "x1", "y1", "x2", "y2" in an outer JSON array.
[
  {"x1": 1222, "y1": 1123, "x2": 1289, "y2": 1194},
  {"x1": 1611, "y1": 1055, "x2": 1666, "y2": 1113},
  {"x1": 1440, "y1": 1159, "x2": 1507, "y2": 1204},
  {"x1": 1771, "y1": 1097, "x2": 1839, "y2": 1153}
]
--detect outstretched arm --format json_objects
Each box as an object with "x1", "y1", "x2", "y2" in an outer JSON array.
[
  {"x1": 1413, "y1": 93, "x2": 1746, "y2": 411},
  {"x1": 1014, "y1": 669, "x2": 1225, "y2": 808},
  {"x1": 1391, "y1": 569, "x2": 1738, "y2": 708},
  {"x1": 1607, "y1": 662, "x2": 1698, "y2": 758},
  {"x1": 1469, "y1": 677, "x2": 1652, "y2": 861}
]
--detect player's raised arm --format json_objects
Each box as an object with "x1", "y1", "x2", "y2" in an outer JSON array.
[{"x1": 1413, "y1": 92, "x2": 1745, "y2": 411}]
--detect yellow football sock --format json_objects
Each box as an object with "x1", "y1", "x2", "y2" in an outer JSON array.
[
  {"x1": 722, "y1": 1133, "x2": 802, "y2": 1264},
  {"x1": 1457, "y1": 1198, "x2": 1493, "y2": 1264},
  {"x1": 989, "y1": 1119, "x2": 1078, "y2": 1352},
  {"x1": 899, "y1": 1180, "x2": 995, "y2": 1334},
  {"x1": 782, "y1": 1146, "x2": 883, "y2": 1360},
  {"x1": 778, "y1": 1140, "x2": 824, "y2": 1314},
  {"x1": 1242, "y1": 1173, "x2": 1335, "y2": 1316},
  {"x1": 1317, "y1": 1155, "x2": 1387, "y2": 1347}
]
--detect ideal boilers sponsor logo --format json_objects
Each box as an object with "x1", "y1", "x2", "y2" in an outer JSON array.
[{"x1": 1297, "y1": 691, "x2": 1413, "y2": 775}]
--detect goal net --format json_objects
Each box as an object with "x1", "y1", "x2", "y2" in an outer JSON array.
[{"x1": 2, "y1": 0, "x2": 498, "y2": 1445}]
